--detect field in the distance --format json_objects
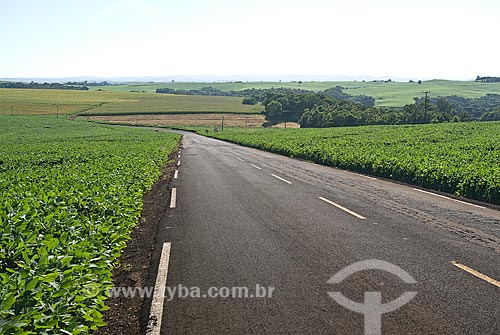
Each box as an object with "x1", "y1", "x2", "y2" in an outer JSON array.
[
  {"x1": 92, "y1": 79, "x2": 500, "y2": 107},
  {"x1": 0, "y1": 89, "x2": 262, "y2": 116},
  {"x1": 88, "y1": 113, "x2": 266, "y2": 128},
  {"x1": 2, "y1": 80, "x2": 499, "y2": 118},
  {"x1": 198, "y1": 122, "x2": 500, "y2": 205},
  {"x1": 79, "y1": 93, "x2": 262, "y2": 115}
]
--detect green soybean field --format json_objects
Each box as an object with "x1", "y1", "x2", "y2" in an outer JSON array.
[
  {"x1": 200, "y1": 122, "x2": 500, "y2": 205},
  {"x1": 0, "y1": 116, "x2": 179, "y2": 334}
]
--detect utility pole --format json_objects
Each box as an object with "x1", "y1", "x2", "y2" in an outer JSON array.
[
  {"x1": 284, "y1": 110, "x2": 287, "y2": 129},
  {"x1": 423, "y1": 91, "x2": 430, "y2": 122},
  {"x1": 221, "y1": 116, "x2": 224, "y2": 132}
]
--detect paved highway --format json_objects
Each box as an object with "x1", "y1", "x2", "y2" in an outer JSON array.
[{"x1": 154, "y1": 130, "x2": 499, "y2": 334}]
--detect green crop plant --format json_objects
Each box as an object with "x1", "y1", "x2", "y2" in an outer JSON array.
[{"x1": 0, "y1": 116, "x2": 179, "y2": 334}]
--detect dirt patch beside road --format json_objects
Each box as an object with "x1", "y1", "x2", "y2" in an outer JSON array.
[{"x1": 94, "y1": 143, "x2": 180, "y2": 335}]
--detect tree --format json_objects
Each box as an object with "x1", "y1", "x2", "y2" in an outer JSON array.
[
  {"x1": 242, "y1": 97, "x2": 257, "y2": 105},
  {"x1": 265, "y1": 100, "x2": 283, "y2": 117},
  {"x1": 479, "y1": 110, "x2": 500, "y2": 121},
  {"x1": 436, "y1": 98, "x2": 452, "y2": 114}
]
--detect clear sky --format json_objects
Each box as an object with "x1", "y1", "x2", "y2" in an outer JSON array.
[{"x1": 0, "y1": 0, "x2": 498, "y2": 80}]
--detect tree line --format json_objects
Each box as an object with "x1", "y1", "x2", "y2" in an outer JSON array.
[
  {"x1": 156, "y1": 86, "x2": 375, "y2": 107},
  {"x1": 425, "y1": 94, "x2": 500, "y2": 119},
  {"x1": 66, "y1": 81, "x2": 116, "y2": 86},
  {"x1": 156, "y1": 85, "x2": 500, "y2": 127},
  {"x1": 0, "y1": 81, "x2": 89, "y2": 90},
  {"x1": 475, "y1": 76, "x2": 500, "y2": 83},
  {"x1": 155, "y1": 86, "x2": 313, "y2": 99},
  {"x1": 260, "y1": 91, "x2": 500, "y2": 127}
]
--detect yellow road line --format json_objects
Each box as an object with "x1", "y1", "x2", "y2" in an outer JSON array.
[{"x1": 451, "y1": 261, "x2": 500, "y2": 288}]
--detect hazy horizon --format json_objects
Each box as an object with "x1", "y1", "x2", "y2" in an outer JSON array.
[
  {"x1": 1, "y1": 0, "x2": 499, "y2": 80},
  {"x1": 0, "y1": 75, "x2": 485, "y2": 83}
]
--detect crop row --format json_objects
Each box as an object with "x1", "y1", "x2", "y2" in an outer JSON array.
[
  {"x1": 201, "y1": 122, "x2": 500, "y2": 204},
  {"x1": 0, "y1": 116, "x2": 180, "y2": 334}
]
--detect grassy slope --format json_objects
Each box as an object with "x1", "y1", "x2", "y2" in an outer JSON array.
[
  {"x1": 92, "y1": 80, "x2": 500, "y2": 107},
  {"x1": 79, "y1": 93, "x2": 262, "y2": 115},
  {"x1": 0, "y1": 89, "x2": 112, "y2": 115},
  {"x1": 341, "y1": 80, "x2": 500, "y2": 106}
]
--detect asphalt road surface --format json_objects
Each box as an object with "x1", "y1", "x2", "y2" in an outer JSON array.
[{"x1": 156, "y1": 130, "x2": 500, "y2": 335}]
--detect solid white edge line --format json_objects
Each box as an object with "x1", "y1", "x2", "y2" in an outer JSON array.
[
  {"x1": 250, "y1": 164, "x2": 262, "y2": 170},
  {"x1": 271, "y1": 173, "x2": 292, "y2": 184},
  {"x1": 318, "y1": 197, "x2": 367, "y2": 220},
  {"x1": 174, "y1": 170, "x2": 178, "y2": 179},
  {"x1": 170, "y1": 188, "x2": 177, "y2": 208},
  {"x1": 356, "y1": 173, "x2": 377, "y2": 180},
  {"x1": 451, "y1": 261, "x2": 500, "y2": 288},
  {"x1": 412, "y1": 188, "x2": 486, "y2": 209},
  {"x1": 146, "y1": 242, "x2": 172, "y2": 335}
]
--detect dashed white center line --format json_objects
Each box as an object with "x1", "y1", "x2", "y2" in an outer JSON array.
[
  {"x1": 146, "y1": 242, "x2": 171, "y2": 335},
  {"x1": 250, "y1": 164, "x2": 262, "y2": 170},
  {"x1": 451, "y1": 261, "x2": 500, "y2": 288},
  {"x1": 177, "y1": 161, "x2": 181, "y2": 166},
  {"x1": 170, "y1": 188, "x2": 177, "y2": 208},
  {"x1": 318, "y1": 197, "x2": 367, "y2": 220},
  {"x1": 174, "y1": 170, "x2": 179, "y2": 179},
  {"x1": 271, "y1": 173, "x2": 292, "y2": 184},
  {"x1": 413, "y1": 188, "x2": 486, "y2": 209},
  {"x1": 237, "y1": 157, "x2": 245, "y2": 162}
]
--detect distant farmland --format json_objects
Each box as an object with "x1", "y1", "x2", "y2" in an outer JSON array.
[
  {"x1": 92, "y1": 79, "x2": 500, "y2": 107},
  {"x1": 0, "y1": 89, "x2": 111, "y2": 115},
  {"x1": 1, "y1": 80, "x2": 499, "y2": 117},
  {"x1": 79, "y1": 93, "x2": 262, "y2": 115},
  {"x1": 88, "y1": 113, "x2": 266, "y2": 128},
  {"x1": 0, "y1": 89, "x2": 262, "y2": 116}
]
